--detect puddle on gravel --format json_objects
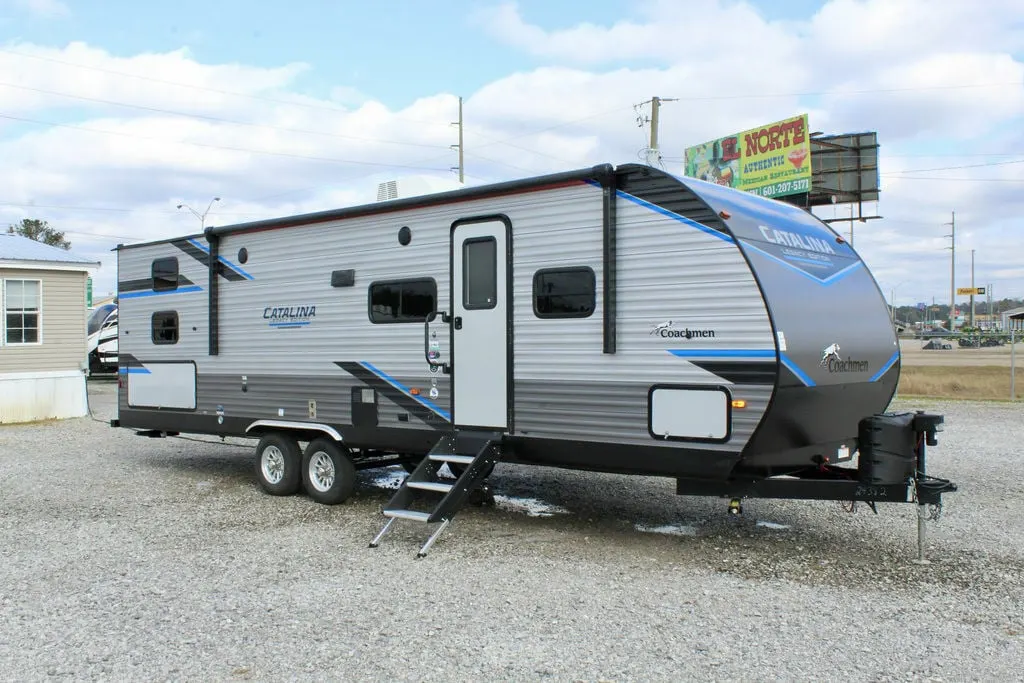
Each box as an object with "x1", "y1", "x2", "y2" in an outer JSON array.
[
  {"x1": 493, "y1": 495, "x2": 571, "y2": 517},
  {"x1": 634, "y1": 523, "x2": 700, "y2": 537}
]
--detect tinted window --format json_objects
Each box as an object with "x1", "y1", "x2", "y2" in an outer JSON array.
[
  {"x1": 533, "y1": 267, "x2": 596, "y2": 318},
  {"x1": 463, "y1": 237, "x2": 497, "y2": 309},
  {"x1": 152, "y1": 311, "x2": 179, "y2": 344},
  {"x1": 152, "y1": 257, "x2": 179, "y2": 292},
  {"x1": 369, "y1": 278, "x2": 436, "y2": 323},
  {"x1": 87, "y1": 304, "x2": 117, "y2": 335}
]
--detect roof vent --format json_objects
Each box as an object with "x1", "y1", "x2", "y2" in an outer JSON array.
[{"x1": 376, "y1": 180, "x2": 399, "y2": 202}]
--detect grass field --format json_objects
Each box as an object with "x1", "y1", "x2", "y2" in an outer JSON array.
[{"x1": 897, "y1": 365, "x2": 1024, "y2": 401}]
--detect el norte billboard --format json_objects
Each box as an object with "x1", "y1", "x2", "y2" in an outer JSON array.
[{"x1": 683, "y1": 114, "x2": 811, "y2": 199}]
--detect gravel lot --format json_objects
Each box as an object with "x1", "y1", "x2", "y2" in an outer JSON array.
[{"x1": 1, "y1": 380, "x2": 1021, "y2": 681}]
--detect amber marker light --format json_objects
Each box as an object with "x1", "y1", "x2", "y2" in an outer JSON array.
[{"x1": 731, "y1": 400, "x2": 747, "y2": 409}]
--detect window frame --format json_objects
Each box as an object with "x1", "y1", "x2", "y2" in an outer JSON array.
[
  {"x1": 152, "y1": 257, "x2": 179, "y2": 292},
  {"x1": 532, "y1": 266, "x2": 597, "y2": 320},
  {"x1": 461, "y1": 236, "x2": 498, "y2": 311},
  {"x1": 151, "y1": 310, "x2": 180, "y2": 345},
  {"x1": 367, "y1": 277, "x2": 438, "y2": 324},
  {"x1": 2, "y1": 278, "x2": 43, "y2": 346}
]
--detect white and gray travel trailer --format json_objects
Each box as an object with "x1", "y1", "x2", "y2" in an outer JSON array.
[
  {"x1": 111, "y1": 163, "x2": 955, "y2": 556},
  {"x1": 86, "y1": 303, "x2": 118, "y2": 374}
]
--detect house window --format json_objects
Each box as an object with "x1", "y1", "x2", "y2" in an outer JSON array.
[
  {"x1": 533, "y1": 267, "x2": 596, "y2": 319},
  {"x1": 152, "y1": 311, "x2": 179, "y2": 344},
  {"x1": 462, "y1": 237, "x2": 497, "y2": 310},
  {"x1": 152, "y1": 257, "x2": 179, "y2": 292},
  {"x1": 4, "y1": 279, "x2": 41, "y2": 344},
  {"x1": 368, "y1": 278, "x2": 437, "y2": 323}
]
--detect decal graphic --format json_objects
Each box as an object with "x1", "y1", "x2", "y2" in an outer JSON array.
[
  {"x1": 264, "y1": 305, "x2": 316, "y2": 328},
  {"x1": 651, "y1": 321, "x2": 716, "y2": 339},
  {"x1": 820, "y1": 343, "x2": 842, "y2": 366}
]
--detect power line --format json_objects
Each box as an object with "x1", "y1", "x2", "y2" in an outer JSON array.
[
  {"x1": 674, "y1": 80, "x2": 1023, "y2": 102},
  {"x1": 884, "y1": 176, "x2": 1024, "y2": 182},
  {"x1": 0, "y1": 111, "x2": 453, "y2": 171},
  {"x1": 0, "y1": 81, "x2": 452, "y2": 150},
  {"x1": 884, "y1": 158, "x2": 1024, "y2": 174}
]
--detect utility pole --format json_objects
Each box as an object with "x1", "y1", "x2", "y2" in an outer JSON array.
[
  {"x1": 636, "y1": 96, "x2": 677, "y2": 167},
  {"x1": 970, "y1": 249, "x2": 976, "y2": 328},
  {"x1": 450, "y1": 96, "x2": 464, "y2": 184},
  {"x1": 945, "y1": 210, "x2": 956, "y2": 331}
]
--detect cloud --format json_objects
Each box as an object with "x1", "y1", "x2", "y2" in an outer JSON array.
[
  {"x1": 0, "y1": 0, "x2": 1022, "y2": 308},
  {"x1": 9, "y1": 0, "x2": 69, "y2": 18}
]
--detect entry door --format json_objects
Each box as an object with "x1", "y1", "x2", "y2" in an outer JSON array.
[{"x1": 451, "y1": 218, "x2": 509, "y2": 429}]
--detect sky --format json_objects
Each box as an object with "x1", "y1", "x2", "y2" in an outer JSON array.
[{"x1": 1, "y1": 0, "x2": 1022, "y2": 310}]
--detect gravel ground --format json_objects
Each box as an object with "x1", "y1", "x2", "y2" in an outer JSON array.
[{"x1": 0, "y1": 381, "x2": 1021, "y2": 681}]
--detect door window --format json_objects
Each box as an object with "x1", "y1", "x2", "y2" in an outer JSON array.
[{"x1": 462, "y1": 237, "x2": 497, "y2": 310}]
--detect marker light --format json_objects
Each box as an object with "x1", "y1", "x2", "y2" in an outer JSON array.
[{"x1": 731, "y1": 400, "x2": 747, "y2": 409}]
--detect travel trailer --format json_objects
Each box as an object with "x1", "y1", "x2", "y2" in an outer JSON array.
[
  {"x1": 86, "y1": 302, "x2": 118, "y2": 374},
  {"x1": 110, "y1": 163, "x2": 955, "y2": 556}
]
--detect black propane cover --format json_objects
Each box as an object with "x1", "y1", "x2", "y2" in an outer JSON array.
[{"x1": 857, "y1": 412, "x2": 918, "y2": 486}]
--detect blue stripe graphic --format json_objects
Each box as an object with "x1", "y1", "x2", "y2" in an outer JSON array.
[
  {"x1": 118, "y1": 285, "x2": 203, "y2": 299},
  {"x1": 869, "y1": 351, "x2": 900, "y2": 382},
  {"x1": 359, "y1": 361, "x2": 451, "y2": 421},
  {"x1": 614, "y1": 189, "x2": 735, "y2": 244},
  {"x1": 668, "y1": 349, "x2": 776, "y2": 359},
  {"x1": 118, "y1": 367, "x2": 151, "y2": 375},
  {"x1": 269, "y1": 321, "x2": 310, "y2": 328},
  {"x1": 188, "y1": 238, "x2": 255, "y2": 280},
  {"x1": 779, "y1": 355, "x2": 816, "y2": 387}
]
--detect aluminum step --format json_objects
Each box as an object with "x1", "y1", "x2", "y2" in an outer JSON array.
[
  {"x1": 406, "y1": 481, "x2": 453, "y2": 493},
  {"x1": 429, "y1": 453, "x2": 475, "y2": 465},
  {"x1": 383, "y1": 509, "x2": 431, "y2": 522}
]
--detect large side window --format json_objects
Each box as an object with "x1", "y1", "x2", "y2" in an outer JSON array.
[
  {"x1": 463, "y1": 237, "x2": 497, "y2": 310},
  {"x1": 152, "y1": 257, "x2": 179, "y2": 292},
  {"x1": 368, "y1": 278, "x2": 437, "y2": 323},
  {"x1": 152, "y1": 311, "x2": 179, "y2": 344},
  {"x1": 533, "y1": 267, "x2": 596, "y2": 319},
  {"x1": 3, "y1": 279, "x2": 41, "y2": 344}
]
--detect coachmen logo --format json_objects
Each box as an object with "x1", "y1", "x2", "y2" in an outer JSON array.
[
  {"x1": 264, "y1": 305, "x2": 316, "y2": 328},
  {"x1": 821, "y1": 343, "x2": 869, "y2": 373},
  {"x1": 650, "y1": 321, "x2": 716, "y2": 339}
]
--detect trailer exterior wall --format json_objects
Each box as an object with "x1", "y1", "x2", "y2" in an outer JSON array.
[{"x1": 116, "y1": 175, "x2": 775, "y2": 479}]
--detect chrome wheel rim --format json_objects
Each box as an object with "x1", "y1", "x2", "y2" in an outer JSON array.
[
  {"x1": 309, "y1": 451, "x2": 335, "y2": 492},
  {"x1": 261, "y1": 446, "x2": 285, "y2": 484}
]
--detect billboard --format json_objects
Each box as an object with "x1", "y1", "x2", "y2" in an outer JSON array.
[{"x1": 683, "y1": 113, "x2": 812, "y2": 199}]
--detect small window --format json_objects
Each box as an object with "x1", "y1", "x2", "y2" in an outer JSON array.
[
  {"x1": 533, "y1": 267, "x2": 596, "y2": 319},
  {"x1": 369, "y1": 278, "x2": 437, "y2": 323},
  {"x1": 4, "y1": 279, "x2": 41, "y2": 344},
  {"x1": 152, "y1": 311, "x2": 179, "y2": 344},
  {"x1": 152, "y1": 257, "x2": 179, "y2": 292},
  {"x1": 463, "y1": 237, "x2": 497, "y2": 310}
]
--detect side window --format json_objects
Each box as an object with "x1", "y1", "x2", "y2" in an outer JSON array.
[
  {"x1": 152, "y1": 311, "x2": 179, "y2": 344},
  {"x1": 3, "y1": 279, "x2": 41, "y2": 344},
  {"x1": 463, "y1": 237, "x2": 497, "y2": 309},
  {"x1": 368, "y1": 278, "x2": 437, "y2": 323},
  {"x1": 533, "y1": 267, "x2": 596, "y2": 319},
  {"x1": 152, "y1": 257, "x2": 179, "y2": 292}
]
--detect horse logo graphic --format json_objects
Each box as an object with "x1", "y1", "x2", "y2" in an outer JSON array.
[
  {"x1": 650, "y1": 320, "x2": 673, "y2": 335},
  {"x1": 821, "y1": 343, "x2": 841, "y2": 366}
]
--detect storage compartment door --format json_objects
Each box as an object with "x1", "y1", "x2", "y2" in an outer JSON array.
[
  {"x1": 648, "y1": 385, "x2": 731, "y2": 443},
  {"x1": 127, "y1": 361, "x2": 197, "y2": 410}
]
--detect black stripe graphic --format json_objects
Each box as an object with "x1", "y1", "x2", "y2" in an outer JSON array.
[
  {"x1": 336, "y1": 361, "x2": 447, "y2": 429},
  {"x1": 118, "y1": 353, "x2": 144, "y2": 368},
  {"x1": 172, "y1": 239, "x2": 247, "y2": 282},
  {"x1": 690, "y1": 361, "x2": 777, "y2": 385},
  {"x1": 117, "y1": 275, "x2": 195, "y2": 292}
]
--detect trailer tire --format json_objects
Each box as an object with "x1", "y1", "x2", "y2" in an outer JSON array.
[
  {"x1": 255, "y1": 433, "x2": 302, "y2": 496},
  {"x1": 302, "y1": 438, "x2": 356, "y2": 505}
]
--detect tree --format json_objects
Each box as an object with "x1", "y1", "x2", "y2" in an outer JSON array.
[{"x1": 7, "y1": 218, "x2": 71, "y2": 250}]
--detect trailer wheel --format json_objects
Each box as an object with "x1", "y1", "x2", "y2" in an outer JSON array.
[
  {"x1": 255, "y1": 433, "x2": 302, "y2": 496},
  {"x1": 302, "y1": 438, "x2": 356, "y2": 505}
]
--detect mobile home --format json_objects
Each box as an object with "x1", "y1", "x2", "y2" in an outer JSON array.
[{"x1": 112, "y1": 163, "x2": 954, "y2": 554}]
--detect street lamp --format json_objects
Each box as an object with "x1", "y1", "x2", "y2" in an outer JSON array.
[
  {"x1": 177, "y1": 197, "x2": 221, "y2": 229},
  {"x1": 888, "y1": 279, "x2": 909, "y2": 327}
]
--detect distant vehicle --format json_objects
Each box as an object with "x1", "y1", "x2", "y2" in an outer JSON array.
[
  {"x1": 86, "y1": 303, "x2": 118, "y2": 373},
  {"x1": 922, "y1": 338, "x2": 953, "y2": 350}
]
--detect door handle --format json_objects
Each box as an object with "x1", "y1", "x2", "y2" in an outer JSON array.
[{"x1": 453, "y1": 316, "x2": 463, "y2": 330}]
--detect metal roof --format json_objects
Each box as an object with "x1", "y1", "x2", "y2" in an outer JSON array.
[{"x1": 0, "y1": 233, "x2": 99, "y2": 266}]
